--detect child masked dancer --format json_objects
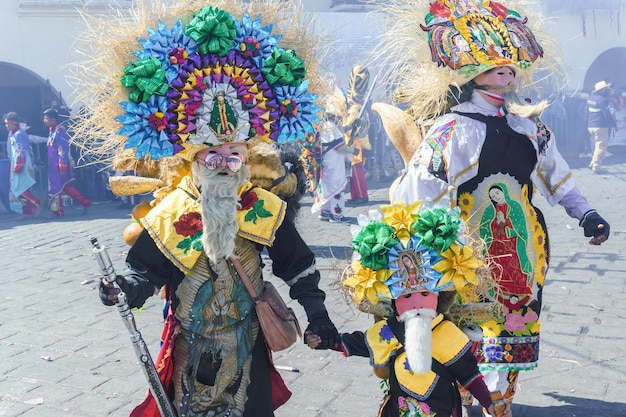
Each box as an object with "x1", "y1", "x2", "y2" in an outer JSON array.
[{"x1": 307, "y1": 201, "x2": 511, "y2": 417}]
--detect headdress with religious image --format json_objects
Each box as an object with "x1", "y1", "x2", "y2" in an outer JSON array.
[
  {"x1": 71, "y1": 0, "x2": 325, "y2": 164},
  {"x1": 343, "y1": 201, "x2": 486, "y2": 309},
  {"x1": 421, "y1": 0, "x2": 544, "y2": 87},
  {"x1": 373, "y1": 0, "x2": 558, "y2": 123}
]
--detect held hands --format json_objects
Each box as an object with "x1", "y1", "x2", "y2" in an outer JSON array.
[
  {"x1": 486, "y1": 403, "x2": 512, "y2": 417},
  {"x1": 304, "y1": 331, "x2": 321, "y2": 349},
  {"x1": 488, "y1": 392, "x2": 512, "y2": 417},
  {"x1": 304, "y1": 331, "x2": 343, "y2": 352},
  {"x1": 98, "y1": 275, "x2": 129, "y2": 306},
  {"x1": 303, "y1": 311, "x2": 340, "y2": 350},
  {"x1": 580, "y1": 210, "x2": 610, "y2": 245}
]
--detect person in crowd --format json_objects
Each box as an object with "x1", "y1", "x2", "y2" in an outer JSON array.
[
  {"x1": 313, "y1": 86, "x2": 355, "y2": 223},
  {"x1": 374, "y1": 1, "x2": 611, "y2": 415},
  {"x1": 343, "y1": 65, "x2": 372, "y2": 206},
  {"x1": 4, "y1": 112, "x2": 40, "y2": 218},
  {"x1": 43, "y1": 108, "x2": 91, "y2": 216},
  {"x1": 586, "y1": 80, "x2": 617, "y2": 174}
]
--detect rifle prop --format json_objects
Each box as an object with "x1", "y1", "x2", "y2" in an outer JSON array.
[{"x1": 90, "y1": 237, "x2": 177, "y2": 417}]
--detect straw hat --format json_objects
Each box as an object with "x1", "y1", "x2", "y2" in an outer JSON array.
[
  {"x1": 343, "y1": 202, "x2": 488, "y2": 304},
  {"x1": 594, "y1": 80, "x2": 612, "y2": 93}
]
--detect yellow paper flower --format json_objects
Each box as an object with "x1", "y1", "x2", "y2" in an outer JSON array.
[
  {"x1": 343, "y1": 265, "x2": 393, "y2": 304},
  {"x1": 433, "y1": 242, "x2": 483, "y2": 290},
  {"x1": 380, "y1": 201, "x2": 421, "y2": 244}
]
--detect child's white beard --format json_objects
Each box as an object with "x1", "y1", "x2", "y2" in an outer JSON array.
[
  {"x1": 399, "y1": 308, "x2": 437, "y2": 374},
  {"x1": 192, "y1": 162, "x2": 250, "y2": 263}
]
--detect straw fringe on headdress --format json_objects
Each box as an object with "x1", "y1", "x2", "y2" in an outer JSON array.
[
  {"x1": 69, "y1": 0, "x2": 329, "y2": 179},
  {"x1": 341, "y1": 201, "x2": 503, "y2": 322},
  {"x1": 369, "y1": 0, "x2": 565, "y2": 125}
]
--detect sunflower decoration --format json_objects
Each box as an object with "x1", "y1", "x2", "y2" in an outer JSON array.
[
  {"x1": 380, "y1": 201, "x2": 421, "y2": 245},
  {"x1": 343, "y1": 203, "x2": 488, "y2": 314},
  {"x1": 70, "y1": 0, "x2": 326, "y2": 166}
]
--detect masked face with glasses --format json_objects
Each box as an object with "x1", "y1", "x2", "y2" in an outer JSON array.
[{"x1": 195, "y1": 143, "x2": 248, "y2": 176}]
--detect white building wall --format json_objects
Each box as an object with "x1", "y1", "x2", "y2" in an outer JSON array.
[
  {"x1": 0, "y1": 1, "x2": 131, "y2": 108},
  {"x1": 547, "y1": 9, "x2": 626, "y2": 92}
]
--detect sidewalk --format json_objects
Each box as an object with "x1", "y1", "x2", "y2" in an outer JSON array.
[{"x1": 1, "y1": 154, "x2": 625, "y2": 417}]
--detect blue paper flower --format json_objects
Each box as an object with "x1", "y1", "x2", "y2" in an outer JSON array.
[
  {"x1": 115, "y1": 95, "x2": 174, "y2": 160},
  {"x1": 384, "y1": 236, "x2": 448, "y2": 298},
  {"x1": 134, "y1": 20, "x2": 198, "y2": 82},
  {"x1": 274, "y1": 79, "x2": 321, "y2": 143},
  {"x1": 235, "y1": 13, "x2": 281, "y2": 67}
]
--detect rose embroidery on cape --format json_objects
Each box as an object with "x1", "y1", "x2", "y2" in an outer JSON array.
[
  {"x1": 239, "y1": 191, "x2": 272, "y2": 224},
  {"x1": 174, "y1": 212, "x2": 203, "y2": 253}
]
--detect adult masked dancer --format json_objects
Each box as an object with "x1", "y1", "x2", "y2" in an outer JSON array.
[
  {"x1": 374, "y1": 1, "x2": 610, "y2": 415},
  {"x1": 312, "y1": 85, "x2": 354, "y2": 223},
  {"x1": 43, "y1": 108, "x2": 91, "y2": 217},
  {"x1": 73, "y1": 1, "x2": 340, "y2": 416},
  {"x1": 343, "y1": 65, "x2": 372, "y2": 206}
]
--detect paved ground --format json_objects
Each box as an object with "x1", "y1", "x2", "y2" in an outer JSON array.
[{"x1": 1, "y1": 152, "x2": 625, "y2": 417}]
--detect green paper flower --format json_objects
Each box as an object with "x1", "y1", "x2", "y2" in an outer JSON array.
[
  {"x1": 351, "y1": 222, "x2": 399, "y2": 270},
  {"x1": 120, "y1": 57, "x2": 168, "y2": 103},
  {"x1": 184, "y1": 6, "x2": 237, "y2": 56},
  {"x1": 261, "y1": 48, "x2": 306, "y2": 87},
  {"x1": 411, "y1": 208, "x2": 460, "y2": 252}
]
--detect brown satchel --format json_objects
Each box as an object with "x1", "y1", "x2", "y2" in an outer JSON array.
[{"x1": 230, "y1": 257, "x2": 302, "y2": 352}]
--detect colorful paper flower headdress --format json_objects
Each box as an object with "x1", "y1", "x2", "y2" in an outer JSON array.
[
  {"x1": 372, "y1": 0, "x2": 558, "y2": 124},
  {"x1": 421, "y1": 0, "x2": 544, "y2": 86},
  {"x1": 343, "y1": 202, "x2": 484, "y2": 306},
  {"x1": 71, "y1": 0, "x2": 324, "y2": 162}
]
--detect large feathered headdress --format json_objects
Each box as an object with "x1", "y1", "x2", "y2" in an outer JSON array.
[{"x1": 70, "y1": 0, "x2": 326, "y2": 164}]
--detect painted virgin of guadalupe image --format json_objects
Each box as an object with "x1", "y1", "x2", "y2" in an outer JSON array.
[
  {"x1": 400, "y1": 253, "x2": 423, "y2": 289},
  {"x1": 480, "y1": 183, "x2": 532, "y2": 296}
]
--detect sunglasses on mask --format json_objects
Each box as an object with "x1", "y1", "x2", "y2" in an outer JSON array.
[{"x1": 197, "y1": 153, "x2": 245, "y2": 172}]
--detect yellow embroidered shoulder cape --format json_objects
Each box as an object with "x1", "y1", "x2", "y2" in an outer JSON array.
[
  {"x1": 141, "y1": 175, "x2": 286, "y2": 274},
  {"x1": 366, "y1": 314, "x2": 470, "y2": 399}
]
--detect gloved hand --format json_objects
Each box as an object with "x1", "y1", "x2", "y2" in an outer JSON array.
[
  {"x1": 98, "y1": 275, "x2": 130, "y2": 306},
  {"x1": 304, "y1": 311, "x2": 340, "y2": 350},
  {"x1": 580, "y1": 209, "x2": 610, "y2": 245}
]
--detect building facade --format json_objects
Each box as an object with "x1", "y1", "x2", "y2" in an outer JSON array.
[{"x1": 1, "y1": 0, "x2": 624, "y2": 144}]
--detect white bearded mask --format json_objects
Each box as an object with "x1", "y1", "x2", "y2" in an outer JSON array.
[{"x1": 396, "y1": 291, "x2": 439, "y2": 374}]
